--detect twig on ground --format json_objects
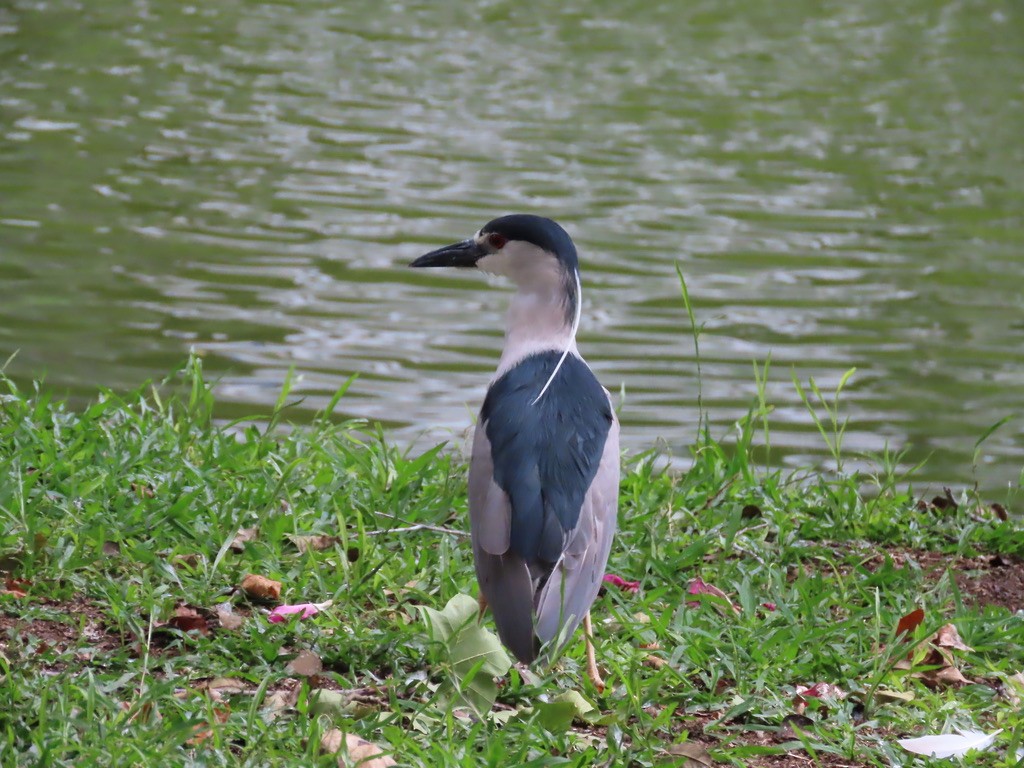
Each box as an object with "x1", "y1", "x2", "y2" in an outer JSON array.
[{"x1": 368, "y1": 512, "x2": 468, "y2": 538}]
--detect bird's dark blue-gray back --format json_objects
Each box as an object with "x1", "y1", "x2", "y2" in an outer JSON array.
[{"x1": 481, "y1": 351, "x2": 613, "y2": 577}]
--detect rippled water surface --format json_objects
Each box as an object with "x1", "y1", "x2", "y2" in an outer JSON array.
[{"x1": 2, "y1": 0, "x2": 1023, "y2": 494}]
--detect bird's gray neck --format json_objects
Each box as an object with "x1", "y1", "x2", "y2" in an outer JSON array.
[{"x1": 496, "y1": 279, "x2": 579, "y2": 377}]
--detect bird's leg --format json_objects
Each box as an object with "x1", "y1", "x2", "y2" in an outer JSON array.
[{"x1": 583, "y1": 612, "x2": 605, "y2": 692}]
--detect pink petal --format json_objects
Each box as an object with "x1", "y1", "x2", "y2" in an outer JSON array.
[
  {"x1": 267, "y1": 600, "x2": 332, "y2": 623},
  {"x1": 762, "y1": 602, "x2": 777, "y2": 611},
  {"x1": 687, "y1": 577, "x2": 713, "y2": 596},
  {"x1": 795, "y1": 682, "x2": 845, "y2": 699},
  {"x1": 603, "y1": 574, "x2": 640, "y2": 593}
]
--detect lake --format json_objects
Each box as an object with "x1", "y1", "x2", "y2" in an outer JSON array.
[{"x1": 2, "y1": 0, "x2": 1022, "y2": 498}]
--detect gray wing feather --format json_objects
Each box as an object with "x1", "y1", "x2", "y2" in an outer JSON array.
[
  {"x1": 535, "y1": 407, "x2": 620, "y2": 649},
  {"x1": 469, "y1": 421, "x2": 510, "y2": 556},
  {"x1": 468, "y1": 421, "x2": 537, "y2": 663}
]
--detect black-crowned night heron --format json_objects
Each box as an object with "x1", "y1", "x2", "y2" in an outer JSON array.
[{"x1": 411, "y1": 214, "x2": 619, "y2": 689}]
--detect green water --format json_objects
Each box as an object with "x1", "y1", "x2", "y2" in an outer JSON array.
[{"x1": 2, "y1": 0, "x2": 1022, "y2": 495}]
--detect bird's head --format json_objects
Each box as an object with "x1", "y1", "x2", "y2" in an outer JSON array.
[{"x1": 410, "y1": 214, "x2": 579, "y2": 289}]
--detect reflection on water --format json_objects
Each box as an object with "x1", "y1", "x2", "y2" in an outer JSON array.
[{"x1": 1, "y1": 0, "x2": 1022, "y2": 496}]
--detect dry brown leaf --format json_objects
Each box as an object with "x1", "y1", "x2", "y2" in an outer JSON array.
[
  {"x1": 187, "y1": 707, "x2": 229, "y2": 745},
  {"x1": 240, "y1": 573, "x2": 281, "y2": 602},
  {"x1": 933, "y1": 623, "x2": 973, "y2": 652},
  {"x1": 321, "y1": 728, "x2": 345, "y2": 754},
  {"x1": 918, "y1": 664, "x2": 969, "y2": 689},
  {"x1": 205, "y1": 677, "x2": 250, "y2": 700},
  {"x1": 102, "y1": 541, "x2": 121, "y2": 556},
  {"x1": 896, "y1": 607, "x2": 924, "y2": 637},
  {"x1": 166, "y1": 605, "x2": 211, "y2": 635},
  {"x1": 286, "y1": 649, "x2": 323, "y2": 677},
  {"x1": 874, "y1": 688, "x2": 915, "y2": 703},
  {"x1": 2, "y1": 576, "x2": 30, "y2": 598},
  {"x1": 1001, "y1": 671, "x2": 1024, "y2": 705},
  {"x1": 215, "y1": 605, "x2": 244, "y2": 631},
  {"x1": 230, "y1": 526, "x2": 259, "y2": 553},
  {"x1": 287, "y1": 534, "x2": 341, "y2": 553},
  {"x1": 337, "y1": 733, "x2": 396, "y2": 767},
  {"x1": 661, "y1": 741, "x2": 713, "y2": 767},
  {"x1": 172, "y1": 553, "x2": 202, "y2": 568},
  {"x1": 262, "y1": 679, "x2": 300, "y2": 721}
]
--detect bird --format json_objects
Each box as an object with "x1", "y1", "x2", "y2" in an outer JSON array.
[{"x1": 410, "y1": 214, "x2": 619, "y2": 689}]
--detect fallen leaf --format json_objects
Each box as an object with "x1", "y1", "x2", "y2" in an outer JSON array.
[
  {"x1": 2, "y1": 576, "x2": 30, "y2": 598},
  {"x1": 172, "y1": 553, "x2": 202, "y2": 568},
  {"x1": 321, "y1": 728, "x2": 344, "y2": 754},
  {"x1": 102, "y1": 541, "x2": 121, "y2": 556},
  {"x1": 991, "y1": 502, "x2": 1008, "y2": 521},
  {"x1": 686, "y1": 577, "x2": 740, "y2": 614},
  {"x1": 1004, "y1": 671, "x2": 1024, "y2": 705},
  {"x1": 205, "y1": 677, "x2": 250, "y2": 701},
  {"x1": 896, "y1": 607, "x2": 924, "y2": 637},
  {"x1": 874, "y1": 688, "x2": 915, "y2": 703},
  {"x1": 530, "y1": 689, "x2": 598, "y2": 732},
  {"x1": 337, "y1": 733, "x2": 397, "y2": 768},
  {"x1": 240, "y1": 573, "x2": 281, "y2": 602},
  {"x1": 660, "y1": 741, "x2": 713, "y2": 767},
  {"x1": 928, "y1": 488, "x2": 958, "y2": 512},
  {"x1": 214, "y1": 604, "x2": 244, "y2": 631},
  {"x1": 229, "y1": 526, "x2": 259, "y2": 553},
  {"x1": 933, "y1": 623, "x2": 973, "y2": 652},
  {"x1": 165, "y1": 605, "x2": 210, "y2": 635},
  {"x1": 602, "y1": 574, "x2": 640, "y2": 593},
  {"x1": 287, "y1": 534, "x2": 341, "y2": 553},
  {"x1": 907, "y1": 625, "x2": 973, "y2": 689},
  {"x1": 419, "y1": 593, "x2": 513, "y2": 716},
  {"x1": 268, "y1": 600, "x2": 332, "y2": 623},
  {"x1": 310, "y1": 689, "x2": 382, "y2": 720},
  {"x1": 187, "y1": 707, "x2": 230, "y2": 746},
  {"x1": 286, "y1": 649, "x2": 322, "y2": 677},
  {"x1": 793, "y1": 682, "x2": 846, "y2": 714},
  {"x1": 262, "y1": 681, "x2": 300, "y2": 722},
  {"x1": 918, "y1": 664, "x2": 968, "y2": 689},
  {"x1": 897, "y1": 728, "x2": 1001, "y2": 759}
]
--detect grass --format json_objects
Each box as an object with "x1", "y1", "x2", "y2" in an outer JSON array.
[{"x1": 1, "y1": 356, "x2": 1022, "y2": 767}]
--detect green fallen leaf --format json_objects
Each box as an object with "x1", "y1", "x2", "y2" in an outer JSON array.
[
  {"x1": 419, "y1": 594, "x2": 512, "y2": 717},
  {"x1": 419, "y1": 593, "x2": 479, "y2": 645},
  {"x1": 309, "y1": 690, "x2": 378, "y2": 720},
  {"x1": 449, "y1": 621, "x2": 512, "y2": 716},
  {"x1": 525, "y1": 689, "x2": 604, "y2": 733}
]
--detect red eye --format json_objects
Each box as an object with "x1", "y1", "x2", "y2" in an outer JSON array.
[{"x1": 487, "y1": 233, "x2": 507, "y2": 250}]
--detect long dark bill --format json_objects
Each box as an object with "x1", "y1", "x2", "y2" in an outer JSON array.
[{"x1": 409, "y1": 239, "x2": 485, "y2": 268}]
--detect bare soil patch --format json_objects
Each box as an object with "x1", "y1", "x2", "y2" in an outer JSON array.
[
  {"x1": 864, "y1": 549, "x2": 1024, "y2": 612},
  {"x1": 0, "y1": 595, "x2": 124, "y2": 658}
]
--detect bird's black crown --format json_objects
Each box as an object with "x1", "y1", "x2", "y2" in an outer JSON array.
[{"x1": 482, "y1": 215, "x2": 579, "y2": 271}]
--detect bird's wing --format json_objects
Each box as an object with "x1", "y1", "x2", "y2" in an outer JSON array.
[
  {"x1": 534, "y1": 407, "x2": 619, "y2": 649},
  {"x1": 471, "y1": 352, "x2": 616, "y2": 663},
  {"x1": 468, "y1": 422, "x2": 538, "y2": 663},
  {"x1": 481, "y1": 352, "x2": 612, "y2": 569},
  {"x1": 468, "y1": 421, "x2": 510, "y2": 556}
]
